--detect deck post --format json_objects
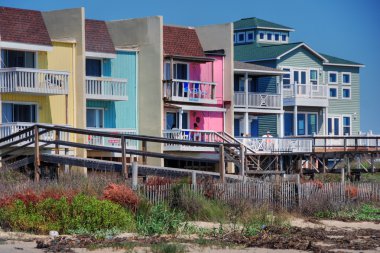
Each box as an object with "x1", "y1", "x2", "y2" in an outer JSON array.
[
  {"x1": 132, "y1": 162, "x2": 138, "y2": 190},
  {"x1": 219, "y1": 144, "x2": 225, "y2": 182},
  {"x1": 34, "y1": 125, "x2": 40, "y2": 182},
  {"x1": 346, "y1": 155, "x2": 351, "y2": 176},
  {"x1": 121, "y1": 136, "x2": 127, "y2": 180},
  {"x1": 340, "y1": 168, "x2": 345, "y2": 184},
  {"x1": 371, "y1": 154, "x2": 375, "y2": 174},
  {"x1": 54, "y1": 130, "x2": 62, "y2": 180},
  {"x1": 142, "y1": 141, "x2": 147, "y2": 165},
  {"x1": 192, "y1": 171, "x2": 197, "y2": 189},
  {"x1": 240, "y1": 144, "x2": 245, "y2": 178}
]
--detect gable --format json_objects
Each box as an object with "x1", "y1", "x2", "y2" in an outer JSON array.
[{"x1": 278, "y1": 46, "x2": 323, "y2": 69}]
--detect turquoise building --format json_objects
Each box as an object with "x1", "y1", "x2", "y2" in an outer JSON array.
[{"x1": 233, "y1": 17, "x2": 363, "y2": 137}]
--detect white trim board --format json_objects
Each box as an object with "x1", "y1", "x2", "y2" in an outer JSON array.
[
  {"x1": 86, "y1": 51, "x2": 116, "y2": 59},
  {"x1": 0, "y1": 41, "x2": 53, "y2": 52},
  {"x1": 276, "y1": 43, "x2": 329, "y2": 62},
  {"x1": 167, "y1": 104, "x2": 227, "y2": 112}
]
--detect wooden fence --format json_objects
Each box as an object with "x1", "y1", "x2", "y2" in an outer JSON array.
[{"x1": 138, "y1": 181, "x2": 380, "y2": 210}]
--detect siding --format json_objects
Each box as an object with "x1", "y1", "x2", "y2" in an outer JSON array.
[
  {"x1": 324, "y1": 66, "x2": 360, "y2": 134},
  {"x1": 278, "y1": 47, "x2": 323, "y2": 69},
  {"x1": 258, "y1": 114, "x2": 277, "y2": 137},
  {"x1": 87, "y1": 50, "x2": 137, "y2": 130}
]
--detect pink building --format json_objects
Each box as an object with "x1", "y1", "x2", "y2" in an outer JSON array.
[{"x1": 162, "y1": 26, "x2": 228, "y2": 168}]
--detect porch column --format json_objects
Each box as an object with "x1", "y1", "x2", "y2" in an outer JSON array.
[
  {"x1": 170, "y1": 57, "x2": 174, "y2": 80},
  {"x1": 293, "y1": 106, "x2": 298, "y2": 136},
  {"x1": 324, "y1": 107, "x2": 329, "y2": 135},
  {"x1": 179, "y1": 109, "x2": 183, "y2": 130},
  {"x1": 278, "y1": 113, "x2": 284, "y2": 137},
  {"x1": 244, "y1": 112, "x2": 249, "y2": 136},
  {"x1": 244, "y1": 72, "x2": 249, "y2": 108}
]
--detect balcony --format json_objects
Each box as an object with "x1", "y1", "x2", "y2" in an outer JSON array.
[
  {"x1": 86, "y1": 77, "x2": 128, "y2": 101},
  {"x1": 236, "y1": 137, "x2": 313, "y2": 154},
  {"x1": 283, "y1": 84, "x2": 328, "y2": 107},
  {"x1": 163, "y1": 129, "x2": 222, "y2": 151},
  {"x1": 0, "y1": 68, "x2": 69, "y2": 95},
  {"x1": 163, "y1": 79, "x2": 217, "y2": 104},
  {"x1": 0, "y1": 122, "x2": 70, "y2": 147},
  {"x1": 87, "y1": 128, "x2": 137, "y2": 149},
  {"x1": 234, "y1": 92, "x2": 281, "y2": 110}
]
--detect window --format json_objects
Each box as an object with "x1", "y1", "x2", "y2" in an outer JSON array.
[
  {"x1": 281, "y1": 34, "x2": 287, "y2": 41},
  {"x1": 329, "y1": 87, "x2": 338, "y2": 98},
  {"x1": 310, "y1": 69, "x2": 318, "y2": 85},
  {"x1": 342, "y1": 87, "x2": 351, "y2": 99},
  {"x1": 284, "y1": 112, "x2": 318, "y2": 136},
  {"x1": 267, "y1": 32, "x2": 273, "y2": 41},
  {"x1": 328, "y1": 71, "x2": 338, "y2": 84},
  {"x1": 1, "y1": 49, "x2": 35, "y2": 68},
  {"x1": 343, "y1": 116, "x2": 351, "y2": 135},
  {"x1": 342, "y1": 72, "x2": 351, "y2": 85},
  {"x1": 297, "y1": 114, "x2": 306, "y2": 135},
  {"x1": 2, "y1": 103, "x2": 37, "y2": 123},
  {"x1": 234, "y1": 118, "x2": 241, "y2": 137},
  {"x1": 86, "y1": 59, "x2": 102, "y2": 77},
  {"x1": 259, "y1": 32, "x2": 264, "y2": 40},
  {"x1": 282, "y1": 68, "x2": 291, "y2": 85},
  {"x1": 246, "y1": 31, "x2": 254, "y2": 42},
  {"x1": 307, "y1": 114, "x2": 317, "y2": 135},
  {"x1": 274, "y1": 33, "x2": 280, "y2": 41},
  {"x1": 233, "y1": 33, "x2": 236, "y2": 43},
  {"x1": 237, "y1": 32, "x2": 245, "y2": 43},
  {"x1": 86, "y1": 108, "x2": 104, "y2": 128},
  {"x1": 328, "y1": 117, "x2": 340, "y2": 135},
  {"x1": 284, "y1": 113, "x2": 293, "y2": 136}
]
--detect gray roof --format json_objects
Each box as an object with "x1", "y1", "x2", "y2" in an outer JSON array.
[
  {"x1": 234, "y1": 61, "x2": 285, "y2": 75},
  {"x1": 234, "y1": 17, "x2": 294, "y2": 31}
]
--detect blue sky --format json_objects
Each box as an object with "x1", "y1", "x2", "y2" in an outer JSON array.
[{"x1": 2, "y1": 0, "x2": 380, "y2": 133}]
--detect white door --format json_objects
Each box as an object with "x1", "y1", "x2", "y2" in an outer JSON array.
[{"x1": 328, "y1": 117, "x2": 340, "y2": 136}]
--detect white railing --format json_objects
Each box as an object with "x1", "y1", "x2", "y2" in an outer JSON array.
[
  {"x1": 86, "y1": 76, "x2": 128, "y2": 101},
  {"x1": 237, "y1": 137, "x2": 313, "y2": 153},
  {"x1": 283, "y1": 84, "x2": 327, "y2": 99},
  {"x1": 313, "y1": 135, "x2": 380, "y2": 150},
  {"x1": 0, "y1": 122, "x2": 70, "y2": 146},
  {"x1": 163, "y1": 79, "x2": 217, "y2": 104},
  {"x1": 87, "y1": 128, "x2": 137, "y2": 149},
  {"x1": 0, "y1": 68, "x2": 69, "y2": 95},
  {"x1": 234, "y1": 92, "x2": 281, "y2": 109},
  {"x1": 162, "y1": 129, "x2": 224, "y2": 151}
]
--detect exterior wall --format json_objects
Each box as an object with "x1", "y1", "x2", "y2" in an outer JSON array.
[
  {"x1": 107, "y1": 17, "x2": 163, "y2": 166},
  {"x1": 87, "y1": 50, "x2": 138, "y2": 130},
  {"x1": 277, "y1": 47, "x2": 323, "y2": 70},
  {"x1": 196, "y1": 24, "x2": 234, "y2": 135},
  {"x1": 323, "y1": 66, "x2": 360, "y2": 134},
  {"x1": 189, "y1": 111, "x2": 224, "y2": 132}
]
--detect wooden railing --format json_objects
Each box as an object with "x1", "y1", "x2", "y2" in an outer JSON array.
[
  {"x1": 283, "y1": 84, "x2": 327, "y2": 99},
  {"x1": 0, "y1": 123, "x2": 70, "y2": 146},
  {"x1": 162, "y1": 129, "x2": 225, "y2": 151},
  {"x1": 86, "y1": 76, "x2": 128, "y2": 101},
  {"x1": 0, "y1": 68, "x2": 69, "y2": 95},
  {"x1": 236, "y1": 137, "x2": 313, "y2": 153},
  {"x1": 87, "y1": 128, "x2": 137, "y2": 149},
  {"x1": 163, "y1": 79, "x2": 217, "y2": 104},
  {"x1": 311, "y1": 135, "x2": 380, "y2": 152},
  {"x1": 234, "y1": 92, "x2": 281, "y2": 109}
]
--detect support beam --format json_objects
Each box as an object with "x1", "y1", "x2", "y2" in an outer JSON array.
[
  {"x1": 121, "y1": 136, "x2": 127, "y2": 180},
  {"x1": 34, "y1": 126, "x2": 40, "y2": 182},
  {"x1": 240, "y1": 144, "x2": 245, "y2": 178},
  {"x1": 132, "y1": 162, "x2": 138, "y2": 190},
  {"x1": 142, "y1": 141, "x2": 147, "y2": 165},
  {"x1": 293, "y1": 106, "x2": 298, "y2": 136},
  {"x1": 219, "y1": 144, "x2": 225, "y2": 182},
  {"x1": 243, "y1": 112, "x2": 249, "y2": 136}
]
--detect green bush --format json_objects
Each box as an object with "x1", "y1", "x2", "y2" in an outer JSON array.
[
  {"x1": 136, "y1": 203, "x2": 184, "y2": 235},
  {"x1": 316, "y1": 204, "x2": 380, "y2": 221},
  {"x1": 0, "y1": 194, "x2": 136, "y2": 234}
]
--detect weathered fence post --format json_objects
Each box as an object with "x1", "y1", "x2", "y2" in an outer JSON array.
[
  {"x1": 132, "y1": 162, "x2": 138, "y2": 190},
  {"x1": 371, "y1": 154, "x2": 375, "y2": 174},
  {"x1": 121, "y1": 136, "x2": 127, "y2": 180},
  {"x1": 142, "y1": 141, "x2": 147, "y2": 165},
  {"x1": 192, "y1": 171, "x2": 197, "y2": 190},
  {"x1": 219, "y1": 144, "x2": 225, "y2": 182},
  {"x1": 341, "y1": 168, "x2": 345, "y2": 184},
  {"x1": 240, "y1": 144, "x2": 245, "y2": 178},
  {"x1": 34, "y1": 125, "x2": 40, "y2": 182},
  {"x1": 54, "y1": 130, "x2": 63, "y2": 180},
  {"x1": 296, "y1": 174, "x2": 301, "y2": 208}
]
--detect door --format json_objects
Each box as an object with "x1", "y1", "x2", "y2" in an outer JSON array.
[
  {"x1": 250, "y1": 118, "x2": 259, "y2": 137},
  {"x1": 293, "y1": 69, "x2": 308, "y2": 95},
  {"x1": 328, "y1": 117, "x2": 340, "y2": 136},
  {"x1": 234, "y1": 118, "x2": 241, "y2": 137},
  {"x1": 86, "y1": 59, "x2": 102, "y2": 77},
  {"x1": 2, "y1": 103, "x2": 36, "y2": 123}
]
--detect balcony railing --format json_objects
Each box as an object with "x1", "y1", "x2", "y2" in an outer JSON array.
[
  {"x1": 283, "y1": 83, "x2": 328, "y2": 99},
  {"x1": 87, "y1": 128, "x2": 137, "y2": 149},
  {"x1": 0, "y1": 68, "x2": 69, "y2": 95},
  {"x1": 86, "y1": 76, "x2": 128, "y2": 101},
  {"x1": 236, "y1": 137, "x2": 313, "y2": 153},
  {"x1": 0, "y1": 122, "x2": 70, "y2": 146},
  {"x1": 163, "y1": 79, "x2": 217, "y2": 104},
  {"x1": 162, "y1": 129, "x2": 224, "y2": 151},
  {"x1": 234, "y1": 92, "x2": 281, "y2": 109}
]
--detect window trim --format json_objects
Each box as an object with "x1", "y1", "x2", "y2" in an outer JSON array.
[
  {"x1": 342, "y1": 87, "x2": 351, "y2": 99},
  {"x1": 233, "y1": 33, "x2": 236, "y2": 44},
  {"x1": 236, "y1": 32, "x2": 246, "y2": 43},
  {"x1": 86, "y1": 107, "x2": 105, "y2": 128},
  {"x1": 328, "y1": 71, "x2": 338, "y2": 84},
  {"x1": 342, "y1": 115, "x2": 352, "y2": 135},
  {"x1": 341, "y1": 72, "x2": 351, "y2": 85},
  {"x1": 246, "y1": 31, "x2": 255, "y2": 42},
  {"x1": 281, "y1": 33, "x2": 287, "y2": 42},
  {"x1": 329, "y1": 86, "x2": 338, "y2": 99},
  {"x1": 258, "y1": 32, "x2": 265, "y2": 40},
  {"x1": 309, "y1": 68, "x2": 319, "y2": 85},
  {"x1": 2, "y1": 101, "x2": 39, "y2": 123},
  {"x1": 266, "y1": 32, "x2": 273, "y2": 41},
  {"x1": 274, "y1": 32, "x2": 280, "y2": 41}
]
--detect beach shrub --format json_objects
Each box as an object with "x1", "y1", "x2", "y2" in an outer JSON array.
[
  {"x1": 136, "y1": 203, "x2": 184, "y2": 235},
  {"x1": 103, "y1": 183, "x2": 139, "y2": 212}
]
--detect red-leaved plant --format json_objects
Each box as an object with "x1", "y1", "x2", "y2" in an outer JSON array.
[{"x1": 102, "y1": 183, "x2": 139, "y2": 212}]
